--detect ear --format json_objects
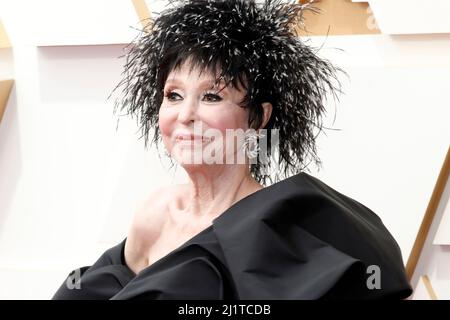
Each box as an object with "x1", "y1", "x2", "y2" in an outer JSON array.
[{"x1": 259, "y1": 102, "x2": 273, "y2": 130}]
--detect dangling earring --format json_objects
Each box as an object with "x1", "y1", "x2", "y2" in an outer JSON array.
[{"x1": 243, "y1": 130, "x2": 265, "y2": 159}]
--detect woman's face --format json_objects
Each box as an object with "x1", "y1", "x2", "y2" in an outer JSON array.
[{"x1": 158, "y1": 60, "x2": 250, "y2": 169}]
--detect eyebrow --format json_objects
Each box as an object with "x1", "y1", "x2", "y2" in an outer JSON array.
[{"x1": 165, "y1": 78, "x2": 227, "y2": 90}]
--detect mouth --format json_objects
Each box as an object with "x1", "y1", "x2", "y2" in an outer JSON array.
[{"x1": 175, "y1": 134, "x2": 211, "y2": 144}]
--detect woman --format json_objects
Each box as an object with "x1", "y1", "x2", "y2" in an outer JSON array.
[{"x1": 53, "y1": 0, "x2": 412, "y2": 299}]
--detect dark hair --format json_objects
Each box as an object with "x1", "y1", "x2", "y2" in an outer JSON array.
[{"x1": 110, "y1": 0, "x2": 343, "y2": 186}]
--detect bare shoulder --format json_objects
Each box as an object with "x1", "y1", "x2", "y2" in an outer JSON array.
[
  {"x1": 128, "y1": 185, "x2": 179, "y2": 237},
  {"x1": 124, "y1": 184, "x2": 185, "y2": 273},
  {"x1": 139, "y1": 184, "x2": 187, "y2": 215}
]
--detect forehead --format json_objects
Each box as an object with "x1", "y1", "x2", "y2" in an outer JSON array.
[
  {"x1": 166, "y1": 62, "x2": 223, "y2": 86},
  {"x1": 165, "y1": 61, "x2": 246, "y2": 95}
]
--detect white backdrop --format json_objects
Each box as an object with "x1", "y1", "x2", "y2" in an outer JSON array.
[{"x1": 0, "y1": 1, "x2": 449, "y2": 299}]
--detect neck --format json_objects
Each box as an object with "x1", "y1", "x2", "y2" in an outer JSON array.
[{"x1": 181, "y1": 164, "x2": 262, "y2": 218}]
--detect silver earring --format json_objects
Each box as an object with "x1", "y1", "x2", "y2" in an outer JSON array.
[{"x1": 243, "y1": 130, "x2": 265, "y2": 159}]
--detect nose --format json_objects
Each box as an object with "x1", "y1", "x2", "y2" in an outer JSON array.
[{"x1": 177, "y1": 97, "x2": 198, "y2": 124}]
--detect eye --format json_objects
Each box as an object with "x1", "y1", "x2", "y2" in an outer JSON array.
[
  {"x1": 203, "y1": 92, "x2": 223, "y2": 102},
  {"x1": 164, "y1": 90, "x2": 181, "y2": 101}
]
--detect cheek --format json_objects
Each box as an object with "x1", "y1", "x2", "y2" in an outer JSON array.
[
  {"x1": 204, "y1": 105, "x2": 249, "y2": 132},
  {"x1": 158, "y1": 107, "x2": 175, "y2": 137},
  {"x1": 203, "y1": 107, "x2": 249, "y2": 157},
  {"x1": 158, "y1": 107, "x2": 178, "y2": 152}
]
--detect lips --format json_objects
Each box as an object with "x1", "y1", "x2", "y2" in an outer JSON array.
[{"x1": 175, "y1": 133, "x2": 211, "y2": 143}]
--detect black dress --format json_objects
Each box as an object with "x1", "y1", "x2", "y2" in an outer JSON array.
[{"x1": 52, "y1": 172, "x2": 412, "y2": 300}]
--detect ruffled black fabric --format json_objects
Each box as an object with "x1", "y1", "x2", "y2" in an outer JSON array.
[{"x1": 52, "y1": 172, "x2": 412, "y2": 300}]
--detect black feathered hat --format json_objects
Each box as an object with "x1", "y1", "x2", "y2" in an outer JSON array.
[{"x1": 110, "y1": 0, "x2": 343, "y2": 185}]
